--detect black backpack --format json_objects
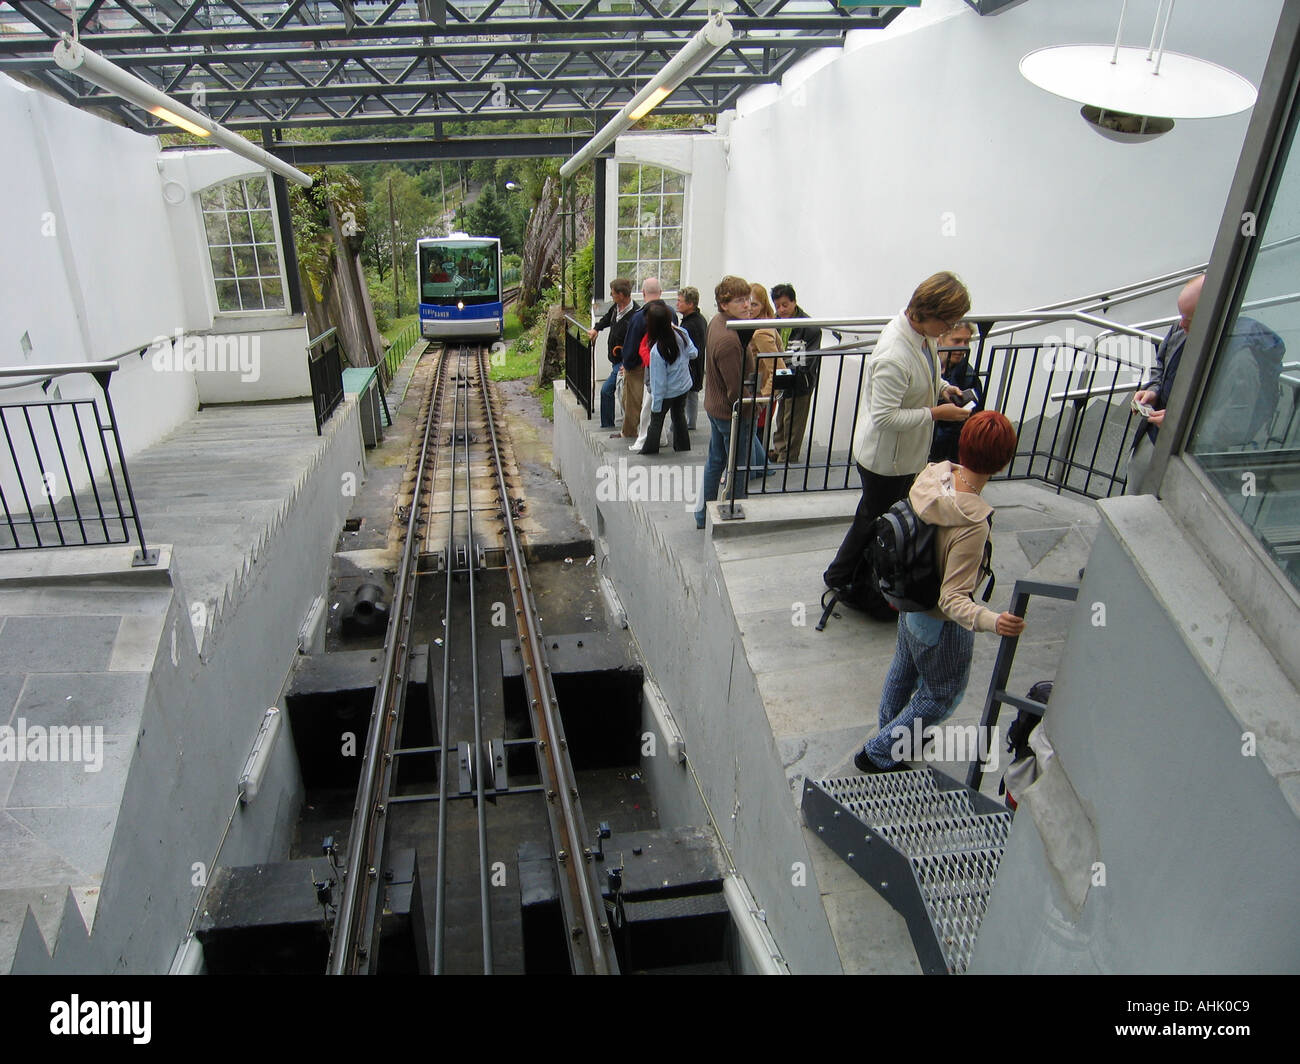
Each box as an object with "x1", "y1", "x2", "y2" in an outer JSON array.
[{"x1": 871, "y1": 500, "x2": 994, "y2": 612}]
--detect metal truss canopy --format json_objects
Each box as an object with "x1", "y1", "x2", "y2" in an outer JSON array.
[{"x1": 0, "y1": 1, "x2": 907, "y2": 135}]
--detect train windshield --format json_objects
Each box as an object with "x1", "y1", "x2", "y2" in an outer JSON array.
[{"x1": 419, "y1": 241, "x2": 499, "y2": 304}]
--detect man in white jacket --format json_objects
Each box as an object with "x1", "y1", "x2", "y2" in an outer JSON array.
[{"x1": 823, "y1": 272, "x2": 973, "y2": 617}]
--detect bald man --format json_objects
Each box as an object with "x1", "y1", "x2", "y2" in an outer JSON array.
[{"x1": 1125, "y1": 275, "x2": 1203, "y2": 494}]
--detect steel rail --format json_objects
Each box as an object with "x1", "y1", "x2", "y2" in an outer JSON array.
[
  {"x1": 432, "y1": 344, "x2": 459, "y2": 974},
  {"x1": 463, "y1": 345, "x2": 494, "y2": 974},
  {"x1": 327, "y1": 338, "x2": 444, "y2": 975},
  {"x1": 473, "y1": 346, "x2": 618, "y2": 975}
]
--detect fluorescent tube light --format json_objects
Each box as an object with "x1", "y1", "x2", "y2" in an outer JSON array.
[
  {"x1": 559, "y1": 14, "x2": 732, "y2": 180},
  {"x1": 52, "y1": 34, "x2": 313, "y2": 188}
]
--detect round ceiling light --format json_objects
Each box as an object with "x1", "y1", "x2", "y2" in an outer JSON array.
[{"x1": 1021, "y1": 45, "x2": 1257, "y2": 142}]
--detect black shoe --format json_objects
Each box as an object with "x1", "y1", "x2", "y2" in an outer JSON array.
[{"x1": 854, "y1": 748, "x2": 908, "y2": 774}]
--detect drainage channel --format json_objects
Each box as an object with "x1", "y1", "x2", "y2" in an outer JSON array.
[{"x1": 192, "y1": 343, "x2": 738, "y2": 974}]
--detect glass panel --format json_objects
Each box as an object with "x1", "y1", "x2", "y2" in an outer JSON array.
[
  {"x1": 215, "y1": 280, "x2": 240, "y2": 311},
  {"x1": 660, "y1": 262, "x2": 680, "y2": 291},
  {"x1": 616, "y1": 232, "x2": 638, "y2": 262},
  {"x1": 200, "y1": 186, "x2": 225, "y2": 210},
  {"x1": 617, "y1": 200, "x2": 638, "y2": 230},
  {"x1": 662, "y1": 228, "x2": 683, "y2": 259},
  {"x1": 237, "y1": 280, "x2": 262, "y2": 309},
  {"x1": 249, "y1": 210, "x2": 274, "y2": 243},
  {"x1": 253, "y1": 242, "x2": 282, "y2": 278},
  {"x1": 663, "y1": 170, "x2": 686, "y2": 195},
  {"x1": 203, "y1": 211, "x2": 230, "y2": 245},
  {"x1": 662, "y1": 194, "x2": 683, "y2": 228},
  {"x1": 247, "y1": 179, "x2": 270, "y2": 209},
  {"x1": 618, "y1": 164, "x2": 641, "y2": 196},
  {"x1": 225, "y1": 181, "x2": 248, "y2": 211},
  {"x1": 233, "y1": 245, "x2": 258, "y2": 276},
  {"x1": 209, "y1": 247, "x2": 235, "y2": 280},
  {"x1": 1186, "y1": 112, "x2": 1300, "y2": 593},
  {"x1": 228, "y1": 211, "x2": 253, "y2": 244},
  {"x1": 616, "y1": 261, "x2": 635, "y2": 280},
  {"x1": 261, "y1": 278, "x2": 284, "y2": 308}
]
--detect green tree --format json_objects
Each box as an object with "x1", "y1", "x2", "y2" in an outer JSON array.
[{"x1": 463, "y1": 183, "x2": 511, "y2": 243}]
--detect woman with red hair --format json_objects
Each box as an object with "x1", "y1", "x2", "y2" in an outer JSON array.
[{"x1": 856, "y1": 411, "x2": 1028, "y2": 773}]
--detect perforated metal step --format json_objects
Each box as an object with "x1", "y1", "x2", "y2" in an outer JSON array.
[{"x1": 802, "y1": 769, "x2": 1012, "y2": 974}]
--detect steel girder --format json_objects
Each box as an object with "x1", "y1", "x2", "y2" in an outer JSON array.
[{"x1": 0, "y1": 1, "x2": 906, "y2": 132}]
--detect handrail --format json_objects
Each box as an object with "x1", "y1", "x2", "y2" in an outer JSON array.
[
  {"x1": 731, "y1": 311, "x2": 1164, "y2": 343},
  {"x1": 308, "y1": 326, "x2": 338, "y2": 350},
  {"x1": 564, "y1": 314, "x2": 589, "y2": 332},
  {"x1": 0, "y1": 361, "x2": 121, "y2": 380}
]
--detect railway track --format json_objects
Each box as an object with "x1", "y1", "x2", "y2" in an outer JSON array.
[{"x1": 326, "y1": 342, "x2": 617, "y2": 975}]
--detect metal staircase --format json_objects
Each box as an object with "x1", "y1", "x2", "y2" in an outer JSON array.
[
  {"x1": 802, "y1": 768, "x2": 1011, "y2": 975},
  {"x1": 802, "y1": 579, "x2": 1079, "y2": 974}
]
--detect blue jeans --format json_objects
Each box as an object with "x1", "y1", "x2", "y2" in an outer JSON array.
[
  {"x1": 695, "y1": 413, "x2": 734, "y2": 527},
  {"x1": 863, "y1": 612, "x2": 974, "y2": 767},
  {"x1": 599, "y1": 364, "x2": 620, "y2": 428}
]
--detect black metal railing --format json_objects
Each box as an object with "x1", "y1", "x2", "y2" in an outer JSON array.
[
  {"x1": 966, "y1": 579, "x2": 1079, "y2": 791},
  {"x1": 0, "y1": 363, "x2": 156, "y2": 565},
  {"x1": 721, "y1": 324, "x2": 1162, "y2": 513},
  {"x1": 308, "y1": 327, "x2": 346, "y2": 435},
  {"x1": 563, "y1": 315, "x2": 593, "y2": 418}
]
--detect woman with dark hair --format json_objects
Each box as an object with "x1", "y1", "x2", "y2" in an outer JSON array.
[
  {"x1": 855, "y1": 411, "x2": 1028, "y2": 773},
  {"x1": 640, "y1": 301, "x2": 697, "y2": 454}
]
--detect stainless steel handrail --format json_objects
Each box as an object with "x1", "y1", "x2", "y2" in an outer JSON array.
[
  {"x1": 732, "y1": 311, "x2": 1163, "y2": 342},
  {"x1": 0, "y1": 362, "x2": 120, "y2": 378}
]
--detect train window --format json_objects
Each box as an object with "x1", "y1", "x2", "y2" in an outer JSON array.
[
  {"x1": 199, "y1": 177, "x2": 286, "y2": 313},
  {"x1": 615, "y1": 164, "x2": 685, "y2": 290}
]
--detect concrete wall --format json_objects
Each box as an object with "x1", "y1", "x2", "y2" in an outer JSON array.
[
  {"x1": 44, "y1": 399, "x2": 364, "y2": 973},
  {"x1": 971, "y1": 495, "x2": 1300, "y2": 973},
  {"x1": 554, "y1": 383, "x2": 839, "y2": 972}
]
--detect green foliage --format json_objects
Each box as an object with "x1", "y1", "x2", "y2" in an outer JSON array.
[
  {"x1": 288, "y1": 167, "x2": 368, "y2": 301},
  {"x1": 367, "y1": 275, "x2": 395, "y2": 333},
  {"x1": 462, "y1": 183, "x2": 511, "y2": 242},
  {"x1": 569, "y1": 237, "x2": 594, "y2": 315}
]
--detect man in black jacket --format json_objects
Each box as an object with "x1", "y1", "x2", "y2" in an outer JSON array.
[
  {"x1": 590, "y1": 277, "x2": 637, "y2": 429},
  {"x1": 769, "y1": 283, "x2": 823, "y2": 464},
  {"x1": 677, "y1": 286, "x2": 708, "y2": 430}
]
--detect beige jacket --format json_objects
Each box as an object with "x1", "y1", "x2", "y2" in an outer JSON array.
[
  {"x1": 909, "y1": 462, "x2": 1000, "y2": 632},
  {"x1": 852, "y1": 310, "x2": 943, "y2": 476}
]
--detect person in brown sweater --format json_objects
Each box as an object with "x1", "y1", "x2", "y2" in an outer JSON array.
[
  {"x1": 695, "y1": 275, "x2": 754, "y2": 528},
  {"x1": 855, "y1": 411, "x2": 1027, "y2": 772}
]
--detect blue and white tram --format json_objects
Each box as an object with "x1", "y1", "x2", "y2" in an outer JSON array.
[{"x1": 416, "y1": 234, "x2": 503, "y2": 341}]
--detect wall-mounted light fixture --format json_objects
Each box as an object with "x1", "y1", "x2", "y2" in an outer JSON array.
[
  {"x1": 52, "y1": 34, "x2": 313, "y2": 187},
  {"x1": 238, "y1": 708, "x2": 283, "y2": 803},
  {"x1": 559, "y1": 14, "x2": 733, "y2": 179}
]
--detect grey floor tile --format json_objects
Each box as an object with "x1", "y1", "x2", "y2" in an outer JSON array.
[
  {"x1": 14, "y1": 672, "x2": 149, "y2": 733},
  {"x1": 0, "y1": 617, "x2": 122, "y2": 674}
]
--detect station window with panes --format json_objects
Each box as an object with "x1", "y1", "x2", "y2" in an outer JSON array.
[
  {"x1": 615, "y1": 164, "x2": 684, "y2": 291},
  {"x1": 200, "y1": 178, "x2": 286, "y2": 312}
]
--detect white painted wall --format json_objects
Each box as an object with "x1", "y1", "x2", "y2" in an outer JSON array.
[
  {"x1": 603, "y1": 1, "x2": 1284, "y2": 448},
  {"x1": 0, "y1": 76, "x2": 311, "y2": 521}
]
